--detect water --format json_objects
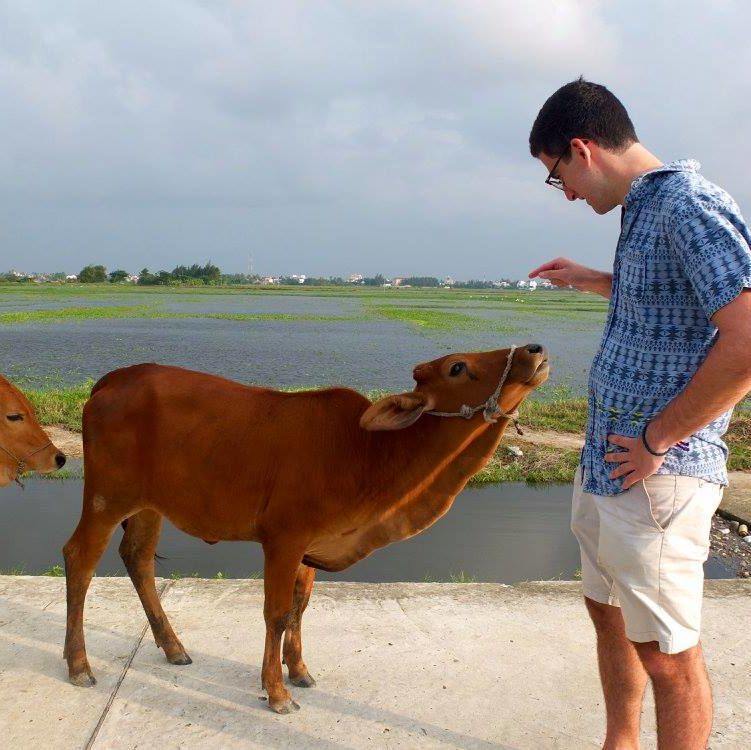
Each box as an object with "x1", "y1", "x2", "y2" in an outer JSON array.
[
  {"x1": 0, "y1": 288, "x2": 602, "y2": 393},
  {"x1": 0, "y1": 478, "x2": 734, "y2": 582}
]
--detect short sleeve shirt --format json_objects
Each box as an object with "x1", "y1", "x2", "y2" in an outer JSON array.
[{"x1": 581, "y1": 160, "x2": 751, "y2": 496}]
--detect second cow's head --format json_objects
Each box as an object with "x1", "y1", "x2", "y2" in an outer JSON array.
[{"x1": 360, "y1": 344, "x2": 549, "y2": 431}]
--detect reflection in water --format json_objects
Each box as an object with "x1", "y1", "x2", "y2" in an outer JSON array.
[{"x1": 0, "y1": 479, "x2": 734, "y2": 582}]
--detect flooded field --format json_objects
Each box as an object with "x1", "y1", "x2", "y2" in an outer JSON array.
[{"x1": 0, "y1": 285, "x2": 604, "y2": 393}]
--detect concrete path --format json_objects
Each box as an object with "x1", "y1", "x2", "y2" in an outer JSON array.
[{"x1": 1, "y1": 577, "x2": 749, "y2": 749}]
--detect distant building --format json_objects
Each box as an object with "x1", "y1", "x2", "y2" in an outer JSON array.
[
  {"x1": 348, "y1": 273, "x2": 364, "y2": 283},
  {"x1": 66, "y1": 274, "x2": 78, "y2": 281},
  {"x1": 392, "y1": 277, "x2": 405, "y2": 287}
]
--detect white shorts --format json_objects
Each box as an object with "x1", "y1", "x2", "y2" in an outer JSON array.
[{"x1": 571, "y1": 466, "x2": 722, "y2": 654}]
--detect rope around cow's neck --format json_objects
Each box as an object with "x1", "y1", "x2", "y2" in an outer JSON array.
[
  {"x1": 427, "y1": 345, "x2": 523, "y2": 435},
  {"x1": 0, "y1": 440, "x2": 52, "y2": 489}
]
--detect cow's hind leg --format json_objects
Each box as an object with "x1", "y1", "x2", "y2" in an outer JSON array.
[
  {"x1": 119, "y1": 509, "x2": 191, "y2": 665},
  {"x1": 283, "y1": 563, "x2": 316, "y2": 687},
  {"x1": 261, "y1": 543, "x2": 306, "y2": 713},
  {"x1": 63, "y1": 507, "x2": 121, "y2": 686}
]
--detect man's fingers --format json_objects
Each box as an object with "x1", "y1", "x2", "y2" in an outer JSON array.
[
  {"x1": 528, "y1": 258, "x2": 566, "y2": 278},
  {"x1": 604, "y1": 451, "x2": 629, "y2": 463},
  {"x1": 607, "y1": 434, "x2": 631, "y2": 448},
  {"x1": 609, "y1": 464, "x2": 634, "y2": 480},
  {"x1": 622, "y1": 474, "x2": 642, "y2": 490}
]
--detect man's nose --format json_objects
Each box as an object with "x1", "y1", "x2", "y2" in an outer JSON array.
[{"x1": 565, "y1": 187, "x2": 577, "y2": 201}]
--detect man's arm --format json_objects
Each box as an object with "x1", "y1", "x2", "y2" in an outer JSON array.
[
  {"x1": 606, "y1": 290, "x2": 751, "y2": 488},
  {"x1": 529, "y1": 257, "x2": 613, "y2": 298}
]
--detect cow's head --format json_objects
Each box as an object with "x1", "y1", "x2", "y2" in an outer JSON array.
[
  {"x1": 360, "y1": 344, "x2": 549, "y2": 431},
  {"x1": 0, "y1": 376, "x2": 66, "y2": 486}
]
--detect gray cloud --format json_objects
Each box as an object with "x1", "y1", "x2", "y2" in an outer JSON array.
[{"x1": 0, "y1": 1, "x2": 748, "y2": 278}]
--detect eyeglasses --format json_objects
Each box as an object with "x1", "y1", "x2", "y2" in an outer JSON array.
[{"x1": 545, "y1": 154, "x2": 565, "y2": 191}]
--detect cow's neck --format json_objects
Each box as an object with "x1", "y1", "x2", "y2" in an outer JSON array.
[{"x1": 361, "y1": 413, "x2": 508, "y2": 539}]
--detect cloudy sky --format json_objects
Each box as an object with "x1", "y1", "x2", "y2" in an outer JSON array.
[{"x1": 1, "y1": 1, "x2": 749, "y2": 279}]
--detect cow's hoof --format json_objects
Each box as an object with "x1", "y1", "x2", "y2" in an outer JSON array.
[
  {"x1": 269, "y1": 697, "x2": 300, "y2": 714},
  {"x1": 290, "y1": 672, "x2": 316, "y2": 688},
  {"x1": 69, "y1": 671, "x2": 97, "y2": 687},
  {"x1": 166, "y1": 652, "x2": 193, "y2": 666}
]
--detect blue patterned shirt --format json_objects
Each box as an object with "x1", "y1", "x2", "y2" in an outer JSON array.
[{"x1": 582, "y1": 159, "x2": 751, "y2": 496}]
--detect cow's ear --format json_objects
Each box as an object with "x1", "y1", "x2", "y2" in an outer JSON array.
[{"x1": 360, "y1": 392, "x2": 433, "y2": 431}]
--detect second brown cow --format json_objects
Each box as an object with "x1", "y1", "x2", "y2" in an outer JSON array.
[{"x1": 63, "y1": 343, "x2": 548, "y2": 712}]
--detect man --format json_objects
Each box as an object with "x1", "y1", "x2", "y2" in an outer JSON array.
[{"x1": 528, "y1": 77, "x2": 751, "y2": 749}]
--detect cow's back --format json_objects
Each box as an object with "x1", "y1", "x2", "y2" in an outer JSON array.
[{"x1": 82, "y1": 364, "x2": 371, "y2": 542}]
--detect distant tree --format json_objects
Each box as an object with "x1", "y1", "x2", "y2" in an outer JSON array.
[
  {"x1": 403, "y1": 276, "x2": 440, "y2": 287},
  {"x1": 78, "y1": 265, "x2": 107, "y2": 283},
  {"x1": 171, "y1": 261, "x2": 222, "y2": 284},
  {"x1": 363, "y1": 274, "x2": 386, "y2": 286},
  {"x1": 454, "y1": 279, "x2": 495, "y2": 289},
  {"x1": 137, "y1": 268, "x2": 154, "y2": 285},
  {"x1": 108, "y1": 269, "x2": 129, "y2": 283}
]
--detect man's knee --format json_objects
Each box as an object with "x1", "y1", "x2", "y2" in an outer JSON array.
[
  {"x1": 633, "y1": 641, "x2": 701, "y2": 684},
  {"x1": 584, "y1": 596, "x2": 624, "y2": 635}
]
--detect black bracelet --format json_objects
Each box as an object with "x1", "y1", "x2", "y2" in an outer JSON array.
[{"x1": 641, "y1": 422, "x2": 670, "y2": 457}]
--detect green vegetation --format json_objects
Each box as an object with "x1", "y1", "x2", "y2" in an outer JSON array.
[
  {"x1": 25, "y1": 380, "x2": 92, "y2": 431},
  {"x1": 0, "y1": 304, "x2": 360, "y2": 326},
  {"x1": 169, "y1": 570, "x2": 262, "y2": 580},
  {"x1": 41, "y1": 564, "x2": 65, "y2": 577},
  {"x1": 422, "y1": 570, "x2": 477, "y2": 583},
  {"x1": 519, "y1": 385, "x2": 588, "y2": 434},
  {"x1": 0, "y1": 565, "x2": 27, "y2": 575},
  {"x1": 470, "y1": 444, "x2": 582, "y2": 485},
  {"x1": 369, "y1": 304, "x2": 513, "y2": 333},
  {"x1": 139, "y1": 262, "x2": 221, "y2": 286},
  {"x1": 78, "y1": 265, "x2": 108, "y2": 283}
]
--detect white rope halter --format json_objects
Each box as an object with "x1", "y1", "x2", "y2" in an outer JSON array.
[{"x1": 427, "y1": 345, "x2": 523, "y2": 434}]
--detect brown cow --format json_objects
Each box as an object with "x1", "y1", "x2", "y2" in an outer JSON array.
[
  {"x1": 0, "y1": 375, "x2": 66, "y2": 487},
  {"x1": 63, "y1": 344, "x2": 548, "y2": 712}
]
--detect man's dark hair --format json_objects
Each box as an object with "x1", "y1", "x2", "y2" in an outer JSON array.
[{"x1": 529, "y1": 76, "x2": 638, "y2": 159}]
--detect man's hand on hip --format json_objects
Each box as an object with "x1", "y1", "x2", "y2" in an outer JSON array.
[{"x1": 605, "y1": 433, "x2": 667, "y2": 489}]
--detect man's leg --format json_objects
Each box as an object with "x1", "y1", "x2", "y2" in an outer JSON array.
[
  {"x1": 633, "y1": 641, "x2": 712, "y2": 750},
  {"x1": 586, "y1": 597, "x2": 648, "y2": 750}
]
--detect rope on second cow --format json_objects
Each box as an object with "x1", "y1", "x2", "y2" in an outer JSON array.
[{"x1": 427, "y1": 345, "x2": 524, "y2": 435}]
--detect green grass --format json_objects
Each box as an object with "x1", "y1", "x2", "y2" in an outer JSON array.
[
  {"x1": 169, "y1": 570, "x2": 262, "y2": 580},
  {"x1": 31, "y1": 466, "x2": 85, "y2": 481},
  {"x1": 368, "y1": 305, "x2": 513, "y2": 333},
  {"x1": 519, "y1": 386, "x2": 588, "y2": 434},
  {"x1": 41, "y1": 564, "x2": 64, "y2": 577},
  {"x1": 0, "y1": 565, "x2": 27, "y2": 575},
  {"x1": 470, "y1": 444, "x2": 581, "y2": 485},
  {"x1": 24, "y1": 380, "x2": 93, "y2": 431},
  {"x1": 422, "y1": 570, "x2": 478, "y2": 583},
  {"x1": 726, "y1": 412, "x2": 751, "y2": 471},
  {"x1": 0, "y1": 304, "x2": 360, "y2": 326}
]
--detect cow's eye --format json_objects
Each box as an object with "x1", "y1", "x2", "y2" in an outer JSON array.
[
  {"x1": 6, "y1": 414, "x2": 23, "y2": 422},
  {"x1": 449, "y1": 362, "x2": 465, "y2": 377}
]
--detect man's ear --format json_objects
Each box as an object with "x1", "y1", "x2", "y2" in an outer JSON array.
[
  {"x1": 359, "y1": 392, "x2": 433, "y2": 431},
  {"x1": 570, "y1": 137, "x2": 593, "y2": 166}
]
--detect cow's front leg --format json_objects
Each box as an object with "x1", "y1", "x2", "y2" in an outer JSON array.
[
  {"x1": 283, "y1": 563, "x2": 316, "y2": 687},
  {"x1": 261, "y1": 543, "x2": 305, "y2": 713}
]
